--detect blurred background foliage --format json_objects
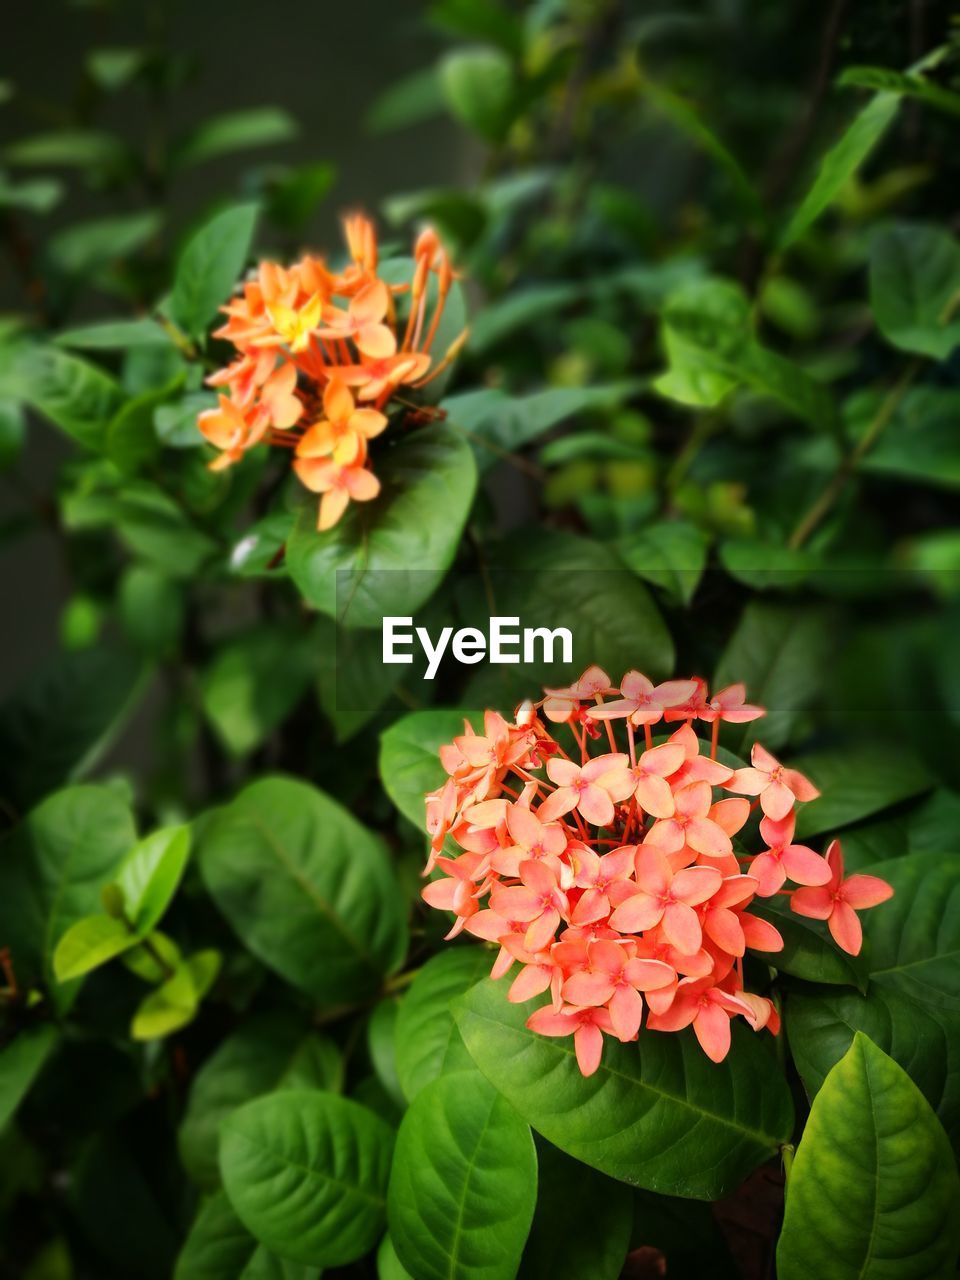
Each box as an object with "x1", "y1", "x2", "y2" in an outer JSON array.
[{"x1": 2, "y1": 0, "x2": 960, "y2": 1277}]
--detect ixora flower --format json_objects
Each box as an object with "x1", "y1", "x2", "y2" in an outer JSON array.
[
  {"x1": 197, "y1": 215, "x2": 465, "y2": 531},
  {"x1": 421, "y1": 669, "x2": 894, "y2": 1076}
]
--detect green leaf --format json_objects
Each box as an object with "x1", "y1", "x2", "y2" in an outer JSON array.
[
  {"x1": 286, "y1": 424, "x2": 477, "y2": 626},
  {"x1": 63, "y1": 482, "x2": 218, "y2": 577},
  {"x1": 857, "y1": 387, "x2": 960, "y2": 491},
  {"x1": 793, "y1": 745, "x2": 932, "y2": 839},
  {"x1": 171, "y1": 203, "x2": 259, "y2": 342},
  {"x1": 751, "y1": 901, "x2": 867, "y2": 988},
  {"x1": 519, "y1": 1142, "x2": 632, "y2": 1280},
  {"x1": 713, "y1": 601, "x2": 831, "y2": 750},
  {"x1": 0, "y1": 784, "x2": 136, "y2": 1008},
  {"x1": 197, "y1": 776, "x2": 408, "y2": 1003},
  {"x1": 13, "y1": 344, "x2": 124, "y2": 451},
  {"x1": 119, "y1": 566, "x2": 183, "y2": 657},
  {"x1": 838, "y1": 64, "x2": 960, "y2": 117},
  {"x1": 4, "y1": 129, "x2": 127, "y2": 169},
  {"x1": 388, "y1": 1070, "x2": 537, "y2": 1280},
  {"x1": 176, "y1": 1190, "x2": 320, "y2": 1279},
  {"x1": 86, "y1": 47, "x2": 146, "y2": 91},
  {"x1": 779, "y1": 88, "x2": 901, "y2": 248},
  {"x1": 316, "y1": 619, "x2": 404, "y2": 743},
  {"x1": 48, "y1": 210, "x2": 161, "y2": 276},
  {"x1": 869, "y1": 221, "x2": 960, "y2": 359},
  {"x1": 862, "y1": 853, "x2": 960, "y2": 1012},
  {"x1": 786, "y1": 987, "x2": 960, "y2": 1152},
  {"x1": 395, "y1": 949, "x2": 491, "y2": 1100},
  {"x1": 52, "y1": 913, "x2": 136, "y2": 981},
  {"x1": 377, "y1": 1234, "x2": 414, "y2": 1280},
  {"x1": 54, "y1": 318, "x2": 173, "y2": 351},
  {"x1": 380, "y1": 708, "x2": 484, "y2": 831},
  {"x1": 619, "y1": 521, "x2": 709, "y2": 606},
  {"x1": 367, "y1": 999, "x2": 405, "y2": 1108},
  {"x1": 467, "y1": 284, "x2": 582, "y2": 354},
  {"x1": 265, "y1": 161, "x2": 336, "y2": 233},
  {"x1": 444, "y1": 384, "x2": 636, "y2": 473},
  {"x1": 180, "y1": 1012, "x2": 342, "y2": 1189},
  {"x1": 155, "y1": 391, "x2": 216, "y2": 448},
  {"x1": 220, "y1": 1091, "x2": 394, "y2": 1268},
  {"x1": 200, "y1": 626, "x2": 316, "y2": 756},
  {"x1": 654, "y1": 278, "x2": 835, "y2": 428},
  {"x1": 777, "y1": 1033, "x2": 960, "y2": 1279},
  {"x1": 131, "y1": 950, "x2": 221, "y2": 1040},
  {"x1": 456, "y1": 978, "x2": 793, "y2": 1199},
  {"x1": 113, "y1": 825, "x2": 191, "y2": 934},
  {"x1": 0, "y1": 173, "x2": 63, "y2": 214},
  {"x1": 0, "y1": 1024, "x2": 59, "y2": 1131},
  {"x1": 366, "y1": 67, "x2": 446, "y2": 133},
  {"x1": 105, "y1": 374, "x2": 184, "y2": 474},
  {"x1": 440, "y1": 48, "x2": 515, "y2": 143},
  {"x1": 173, "y1": 108, "x2": 298, "y2": 169}
]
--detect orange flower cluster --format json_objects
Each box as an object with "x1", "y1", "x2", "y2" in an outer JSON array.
[
  {"x1": 197, "y1": 215, "x2": 464, "y2": 530},
  {"x1": 422, "y1": 669, "x2": 893, "y2": 1076}
]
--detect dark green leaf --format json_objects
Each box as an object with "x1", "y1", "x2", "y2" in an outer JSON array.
[
  {"x1": 198, "y1": 777, "x2": 408, "y2": 1003},
  {"x1": 176, "y1": 1191, "x2": 320, "y2": 1279},
  {"x1": 173, "y1": 108, "x2": 298, "y2": 170},
  {"x1": 869, "y1": 221, "x2": 960, "y2": 359},
  {"x1": 440, "y1": 48, "x2": 515, "y2": 143},
  {"x1": 54, "y1": 318, "x2": 173, "y2": 351},
  {"x1": 171, "y1": 203, "x2": 259, "y2": 342},
  {"x1": 220, "y1": 1091, "x2": 394, "y2": 1268},
  {"x1": 380, "y1": 709, "x2": 484, "y2": 831},
  {"x1": 395, "y1": 949, "x2": 491, "y2": 1100},
  {"x1": 620, "y1": 521, "x2": 709, "y2": 606},
  {"x1": 14, "y1": 344, "x2": 124, "y2": 451},
  {"x1": 200, "y1": 626, "x2": 316, "y2": 756},
  {"x1": 456, "y1": 979, "x2": 793, "y2": 1198},
  {"x1": 793, "y1": 746, "x2": 932, "y2": 839},
  {"x1": 0, "y1": 1024, "x2": 59, "y2": 1131}
]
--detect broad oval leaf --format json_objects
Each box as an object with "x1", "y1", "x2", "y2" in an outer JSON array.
[
  {"x1": 456, "y1": 978, "x2": 793, "y2": 1199},
  {"x1": 179, "y1": 1011, "x2": 342, "y2": 1188},
  {"x1": 395, "y1": 948, "x2": 491, "y2": 1100},
  {"x1": 175, "y1": 1189, "x2": 319, "y2": 1280},
  {"x1": 862, "y1": 853, "x2": 960, "y2": 1011},
  {"x1": 286, "y1": 424, "x2": 477, "y2": 627},
  {"x1": 387, "y1": 1070, "x2": 537, "y2": 1280},
  {"x1": 171, "y1": 203, "x2": 259, "y2": 342},
  {"x1": 786, "y1": 987, "x2": 960, "y2": 1152},
  {"x1": 440, "y1": 48, "x2": 515, "y2": 143},
  {"x1": 197, "y1": 776, "x2": 407, "y2": 1003},
  {"x1": 380, "y1": 708, "x2": 484, "y2": 831},
  {"x1": 53, "y1": 913, "x2": 136, "y2": 982},
  {"x1": 0, "y1": 784, "x2": 137, "y2": 1010},
  {"x1": 220, "y1": 1090, "x2": 394, "y2": 1268},
  {"x1": 777, "y1": 1033, "x2": 960, "y2": 1279},
  {"x1": 793, "y1": 745, "x2": 931, "y2": 839}
]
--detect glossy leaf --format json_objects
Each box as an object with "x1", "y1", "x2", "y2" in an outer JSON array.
[
  {"x1": 175, "y1": 1189, "x2": 319, "y2": 1280},
  {"x1": 862, "y1": 853, "x2": 960, "y2": 1012},
  {"x1": 285, "y1": 424, "x2": 477, "y2": 626},
  {"x1": 171, "y1": 203, "x2": 259, "y2": 342},
  {"x1": 751, "y1": 902, "x2": 867, "y2": 989},
  {"x1": 619, "y1": 521, "x2": 710, "y2": 606},
  {"x1": 777, "y1": 1033, "x2": 960, "y2": 1279},
  {"x1": 786, "y1": 987, "x2": 960, "y2": 1151},
  {"x1": 220, "y1": 1090, "x2": 394, "y2": 1268},
  {"x1": 379, "y1": 708, "x2": 484, "y2": 831},
  {"x1": 131, "y1": 950, "x2": 221, "y2": 1040},
  {"x1": 395, "y1": 948, "x2": 491, "y2": 1100},
  {"x1": 53, "y1": 913, "x2": 137, "y2": 981},
  {"x1": 113, "y1": 824, "x2": 191, "y2": 934},
  {"x1": 793, "y1": 745, "x2": 932, "y2": 839},
  {"x1": 179, "y1": 1012, "x2": 342, "y2": 1189},
  {"x1": 388, "y1": 1070, "x2": 538, "y2": 1280},
  {"x1": 456, "y1": 978, "x2": 793, "y2": 1199},
  {"x1": 198, "y1": 776, "x2": 407, "y2": 1002}
]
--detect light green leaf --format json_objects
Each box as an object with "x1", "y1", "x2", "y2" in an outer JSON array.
[
  {"x1": 113, "y1": 825, "x2": 191, "y2": 934},
  {"x1": 619, "y1": 521, "x2": 710, "y2": 606},
  {"x1": 377, "y1": 1234, "x2": 414, "y2": 1280},
  {"x1": 54, "y1": 318, "x2": 173, "y2": 351},
  {"x1": 869, "y1": 221, "x2": 960, "y2": 359},
  {"x1": 86, "y1": 47, "x2": 146, "y2": 91},
  {"x1": 200, "y1": 626, "x2": 316, "y2": 757},
  {"x1": 131, "y1": 951, "x2": 221, "y2": 1040},
  {"x1": 53, "y1": 913, "x2": 136, "y2": 981},
  {"x1": 440, "y1": 48, "x2": 515, "y2": 143},
  {"x1": 4, "y1": 129, "x2": 126, "y2": 169},
  {"x1": 395, "y1": 949, "x2": 491, "y2": 1100},
  {"x1": 0, "y1": 784, "x2": 137, "y2": 1008},
  {"x1": 367, "y1": 999, "x2": 405, "y2": 1108},
  {"x1": 220, "y1": 1091, "x2": 394, "y2": 1268},
  {"x1": 171, "y1": 203, "x2": 259, "y2": 342},
  {"x1": 787, "y1": 987, "x2": 960, "y2": 1151},
  {"x1": 388, "y1": 1070, "x2": 537, "y2": 1280},
  {"x1": 197, "y1": 776, "x2": 408, "y2": 1003},
  {"x1": 286, "y1": 424, "x2": 477, "y2": 626},
  {"x1": 793, "y1": 745, "x2": 932, "y2": 839},
  {"x1": 379, "y1": 708, "x2": 484, "y2": 831},
  {"x1": 862, "y1": 853, "x2": 960, "y2": 1012},
  {"x1": 173, "y1": 108, "x2": 298, "y2": 169},
  {"x1": 456, "y1": 978, "x2": 793, "y2": 1198},
  {"x1": 838, "y1": 64, "x2": 960, "y2": 117},
  {"x1": 0, "y1": 173, "x2": 63, "y2": 214},
  {"x1": 777, "y1": 1033, "x2": 960, "y2": 1279},
  {"x1": 0, "y1": 1024, "x2": 59, "y2": 1131}
]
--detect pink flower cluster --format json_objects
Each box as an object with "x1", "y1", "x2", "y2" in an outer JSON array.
[{"x1": 422, "y1": 668, "x2": 893, "y2": 1076}]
